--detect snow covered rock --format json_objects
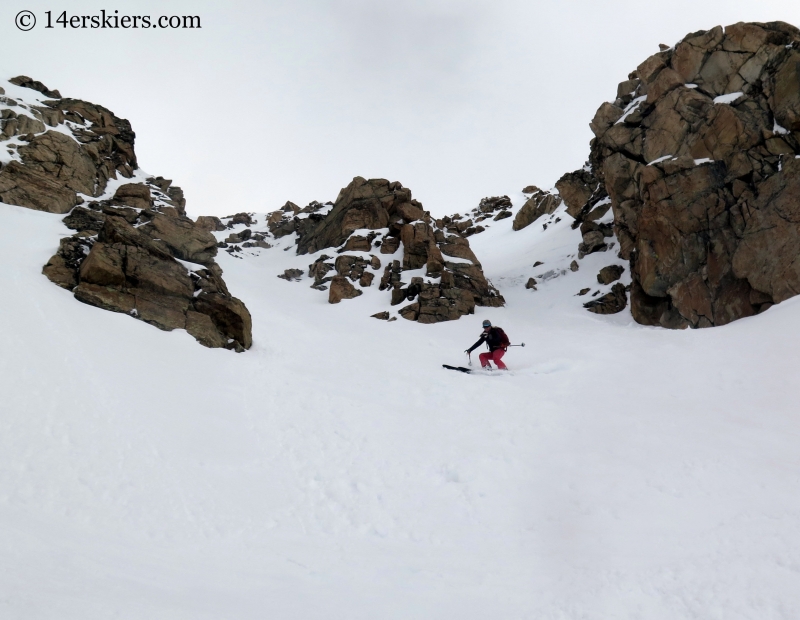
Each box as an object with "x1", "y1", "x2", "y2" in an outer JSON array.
[
  {"x1": 8, "y1": 75, "x2": 61, "y2": 98},
  {"x1": 277, "y1": 268, "x2": 304, "y2": 282},
  {"x1": 296, "y1": 177, "x2": 404, "y2": 254},
  {"x1": 2, "y1": 76, "x2": 253, "y2": 351},
  {"x1": 512, "y1": 188, "x2": 562, "y2": 231},
  {"x1": 0, "y1": 79, "x2": 138, "y2": 213},
  {"x1": 584, "y1": 282, "x2": 628, "y2": 314},
  {"x1": 43, "y1": 215, "x2": 252, "y2": 351},
  {"x1": 308, "y1": 255, "x2": 335, "y2": 288},
  {"x1": 559, "y1": 21, "x2": 800, "y2": 328},
  {"x1": 227, "y1": 212, "x2": 255, "y2": 227},
  {"x1": 334, "y1": 254, "x2": 373, "y2": 281},
  {"x1": 271, "y1": 176, "x2": 505, "y2": 322}
]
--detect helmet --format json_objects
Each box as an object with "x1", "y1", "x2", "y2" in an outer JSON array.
[{"x1": 482, "y1": 320, "x2": 492, "y2": 328}]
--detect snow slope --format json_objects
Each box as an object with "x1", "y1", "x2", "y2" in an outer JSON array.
[{"x1": 2, "y1": 196, "x2": 800, "y2": 619}]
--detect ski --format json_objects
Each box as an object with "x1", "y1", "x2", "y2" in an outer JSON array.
[{"x1": 442, "y1": 364, "x2": 472, "y2": 373}]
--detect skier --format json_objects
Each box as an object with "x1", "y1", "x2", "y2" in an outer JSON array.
[{"x1": 465, "y1": 320, "x2": 510, "y2": 370}]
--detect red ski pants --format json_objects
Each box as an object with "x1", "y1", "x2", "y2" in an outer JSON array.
[{"x1": 479, "y1": 349, "x2": 507, "y2": 370}]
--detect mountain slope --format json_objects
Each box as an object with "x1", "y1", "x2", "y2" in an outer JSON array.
[{"x1": 3, "y1": 196, "x2": 800, "y2": 618}]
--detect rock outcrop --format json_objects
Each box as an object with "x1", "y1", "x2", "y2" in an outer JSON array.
[
  {"x1": 9, "y1": 75, "x2": 62, "y2": 99},
  {"x1": 434, "y1": 195, "x2": 516, "y2": 238},
  {"x1": 560, "y1": 22, "x2": 800, "y2": 328},
  {"x1": 296, "y1": 178, "x2": 418, "y2": 255},
  {"x1": 2, "y1": 76, "x2": 252, "y2": 350},
  {"x1": 42, "y1": 194, "x2": 252, "y2": 351},
  {"x1": 268, "y1": 176, "x2": 504, "y2": 323},
  {"x1": 555, "y1": 170, "x2": 600, "y2": 219},
  {"x1": 0, "y1": 81, "x2": 137, "y2": 213}
]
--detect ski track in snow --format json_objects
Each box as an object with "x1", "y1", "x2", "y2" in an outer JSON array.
[{"x1": 2, "y1": 195, "x2": 800, "y2": 619}]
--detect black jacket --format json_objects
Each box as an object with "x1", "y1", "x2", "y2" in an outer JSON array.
[{"x1": 467, "y1": 328, "x2": 504, "y2": 353}]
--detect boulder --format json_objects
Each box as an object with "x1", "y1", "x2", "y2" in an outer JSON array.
[
  {"x1": 584, "y1": 283, "x2": 628, "y2": 314},
  {"x1": 227, "y1": 212, "x2": 254, "y2": 227},
  {"x1": 597, "y1": 265, "x2": 625, "y2": 284},
  {"x1": 578, "y1": 220, "x2": 612, "y2": 257},
  {"x1": 308, "y1": 256, "x2": 334, "y2": 285},
  {"x1": 512, "y1": 190, "x2": 562, "y2": 231},
  {"x1": 477, "y1": 196, "x2": 512, "y2": 215},
  {"x1": 277, "y1": 269, "x2": 304, "y2": 282},
  {"x1": 328, "y1": 275, "x2": 362, "y2": 303},
  {"x1": 226, "y1": 229, "x2": 252, "y2": 244}
]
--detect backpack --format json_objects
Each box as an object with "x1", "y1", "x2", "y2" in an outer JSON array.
[{"x1": 494, "y1": 327, "x2": 510, "y2": 349}]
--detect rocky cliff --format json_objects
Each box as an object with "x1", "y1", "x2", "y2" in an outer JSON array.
[
  {"x1": 1, "y1": 76, "x2": 252, "y2": 351},
  {"x1": 10, "y1": 21, "x2": 800, "y2": 339},
  {"x1": 226, "y1": 177, "x2": 504, "y2": 324},
  {"x1": 558, "y1": 21, "x2": 800, "y2": 328}
]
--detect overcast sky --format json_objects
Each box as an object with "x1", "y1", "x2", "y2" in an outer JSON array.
[{"x1": 4, "y1": 0, "x2": 800, "y2": 217}]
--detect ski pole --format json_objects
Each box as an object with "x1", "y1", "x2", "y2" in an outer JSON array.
[
  {"x1": 467, "y1": 351, "x2": 472, "y2": 366},
  {"x1": 508, "y1": 343, "x2": 526, "y2": 347}
]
